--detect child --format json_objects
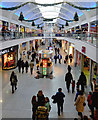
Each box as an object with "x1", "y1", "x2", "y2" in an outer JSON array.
[{"x1": 72, "y1": 80, "x2": 75, "y2": 93}]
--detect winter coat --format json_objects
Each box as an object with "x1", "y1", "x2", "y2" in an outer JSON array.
[
  {"x1": 65, "y1": 72, "x2": 73, "y2": 85},
  {"x1": 75, "y1": 95, "x2": 85, "y2": 112},
  {"x1": 87, "y1": 94, "x2": 92, "y2": 105},
  {"x1": 30, "y1": 62, "x2": 34, "y2": 69},
  {"x1": 10, "y1": 74, "x2": 18, "y2": 86},
  {"x1": 37, "y1": 94, "x2": 45, "y2": 106},
  {"x1": 55, "y1": 92, "x2": 65, "y2": 104}
]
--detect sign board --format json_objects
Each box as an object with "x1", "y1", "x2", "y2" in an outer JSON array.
[{"x1": 82, "y1": 46, "x2": 86, "y2": 53}]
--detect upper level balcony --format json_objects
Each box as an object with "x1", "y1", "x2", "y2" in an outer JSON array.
[{"x1": 0, "y1": 31, "x2": 97, "y2": 48}]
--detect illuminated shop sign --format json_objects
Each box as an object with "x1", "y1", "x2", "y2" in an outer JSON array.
[{"x1": 43, "y1": 59, "x2": 47, "y2": 75}]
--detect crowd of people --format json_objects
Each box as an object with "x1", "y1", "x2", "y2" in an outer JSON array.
[{"x1": 9, "y1": 43, "x2": 98, "y2": 120}]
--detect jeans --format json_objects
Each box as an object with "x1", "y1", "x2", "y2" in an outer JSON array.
[{"x1": 57, "y1": 102, "x2": 63, "y2": 115}]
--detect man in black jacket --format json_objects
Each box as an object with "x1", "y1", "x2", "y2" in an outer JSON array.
[
  {"x1": 55, "y1": 88, "x2": 65, "y2": 116},
  {"x1": 65, "y1": 70, "x2": 73, "y2": 93}
]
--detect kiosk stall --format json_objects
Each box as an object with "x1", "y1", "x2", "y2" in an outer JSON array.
[{"x1": 37, "y1": 50, "x2": 53, "y2": 78}]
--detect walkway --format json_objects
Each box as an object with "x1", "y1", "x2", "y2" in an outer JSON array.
[{"x1": 1, "y1": 43, "x2": 91, "y2": 119}]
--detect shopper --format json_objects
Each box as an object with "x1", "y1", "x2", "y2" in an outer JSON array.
[
  {"x1": 45, "y1": 97, "x2": 51, "y2": 112},
  {"x1": 31, "y1": 95, "x2": 38, "y2": 120},
  {"x1": 21, "y1": 60, "x2": 24, "y2": 74},
  {"x1": 69, "y1": 54, "x2": 73, "y2": 63},
  {"x1": 65, "y1": 54, "x2": 68, "y2": 63},
  {"x1": 10, "y1": 71, "x2": 18, "y2": 94},
  {"x1": 65, "y1": 69, "x2": 73, "y2": 93},
  {"x1": 72, "y1": 80, "x2": 75, "y2": 93},
  {"x1": 37, "y1": 90, "x2": 45, "y2": 106},
  {"x1": 87, "y1": 92, "x2": 93, "y2": 112},
  {"x1": 74, "y1": 89, "x2": 80, "y2": 102},
  {"x1": 90, "y1": 88, "x2": 98, "y2": 118},
  {"x1": 25, "y1": 60, "x2": 29, "y2": 73},
  {"x1": 78, "y1": 72, "x2": 87, "y2": 92},
  {"x1": 30, "y1": 60, "x2": 34, "y2": 75},
  {"x1": 57, "y1": 54, "x2": 62, "y2": 64},
  {"x1": 74, "y1": 91, "x2": 85, "y2": 119},
  {"x1": 54, "y1": 54, "x2": 58, "y2": 64},
  {"x1": 67, "y1": 65, "x2": 71, "y2": 72},
  {"x1": 52, "y1": 88, "x2": 65, "y2": 116},
  {"x1": 17, "y1": 58, "x2": 22, "y2": 73}
]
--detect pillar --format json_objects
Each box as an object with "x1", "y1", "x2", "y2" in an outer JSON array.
[
  {"x1": 81, "y1": 54, "x2": 84, "y2": 72},
  {"x1": 67, "y1": 42, "x2": 69, "y2": 56},
  {"x1": 96, "y1": 63, "x2": 98, "y2": 84},
  {"x1": 88, "y1": 22, "x2": 91, "y2": 33},
  {"x1": 18, "y1": 44, "x2": 20, "y2": 59},
  {"x1": 89, "y1": 59, "x2": 93, "y2": 85},
  {"x1": 74, "y1": 49, "x2": 77, "y2": 67}
]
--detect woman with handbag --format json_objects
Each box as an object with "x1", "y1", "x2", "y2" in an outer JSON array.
[{"x1": 74, "y1": 91, "x2": 85, "y2": 119}]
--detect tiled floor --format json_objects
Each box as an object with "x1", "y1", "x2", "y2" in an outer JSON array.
[{"x1": 1, "y1": 45, "x2": 91, "y2": 119}]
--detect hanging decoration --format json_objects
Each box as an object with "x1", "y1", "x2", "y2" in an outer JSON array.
[
  {"x1": 65, "y1": 21, "x2": 69, "y2": 26},
  {"x1": 18, "y1": 12, "x2": 24, "y2": 21},
  {"x1": 74, "y1": 12, "x2": 79, "y2": 21},
  {"x1": 41, "y1": 27, "x2": 43, "y2": 30},
  {"x1": 59, "y1": 27, "x2": 61, "y2": 30},
  {"x1": 0, "y1": 2, "x2": 97, "y2": 11},
  {"x1": 37, "y1": 25, "x2": 40, "y2": 28},
  {"x1": 32, "y1": 21, "x2": 35, "y2": 26}
]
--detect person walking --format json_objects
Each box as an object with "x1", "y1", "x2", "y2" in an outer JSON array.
[
  {"x1": 78, "y1": 72, "x2": 87, "y2": 92},
  {"x1": 69, "y1": 54, "x2": 73, "y2": 63},
  {"x1": 87, "y1": 92, "x2": 93, "y2": 113},
  {"x1": 25, "y1": 60, "x2": 29, "y2": 73},
  {"x1": 74, "y1": 91, "x2": 85, "y2": 119},
  {"x1": 54, "y1": 54, "x2": 58, "y2": 64},
  {"x1": 65, "y1": 69, "x2": 73, "y2": 93},
  {"x1": 17, "y1": 58, "x2": 22, "y2": 73},
  {"x1": 65, "y1": 54, "x2": 68, "y2": 63},
  {"x1": 37, "y1": 90, "x2": 45, "y2": 106},
  {"x1": 45, "y1": 97, "x2": 51, "y2": 112},
  {"x1": 67, "y1": 65, "x2": 71, "y2": 72},
  {"x1": 10, "y1": 71, "x2": 18, "y2": 94},
  {"x1": 53, "y1": 88, "x2": 65, "y2": 116},
  {"x1": 90, "y1": 88, "x2": 98, "y2": 119},
  {"x1": 72, "y1": 80, "x2": 75, "y2": 93},
  {"x1": 30, "y1": 60, "x2": 34, "y2": 75},
  {"x1": 31, "y1": 95, "x2": 38, "y2": 120},
  {"x1": 21, "y1": 60, "x2": 24, "y2": 74},
  {"x1": 57, "y1": 54, "x2": 62, "y2": 64}
]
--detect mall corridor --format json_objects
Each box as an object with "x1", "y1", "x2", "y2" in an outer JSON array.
[{"x1": 1, "y1": 45, "x2": 90, "y2": 119}]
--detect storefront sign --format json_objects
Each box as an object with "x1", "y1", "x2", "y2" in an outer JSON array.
[
  {"x1": 43, "y1": 59, "x2": 47, "y2": 75},
  {"x1": 82, "y1": 46, "x2": 86, "y2": 53}
]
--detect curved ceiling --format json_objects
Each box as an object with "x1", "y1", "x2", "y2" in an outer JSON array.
[{"x1": 0, "y1": 0, "x2": 97, "y2": 26}]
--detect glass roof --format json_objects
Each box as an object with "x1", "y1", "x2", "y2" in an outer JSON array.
[{"x1": 35, "y1": 0, "x2": 63, "y2": 19}]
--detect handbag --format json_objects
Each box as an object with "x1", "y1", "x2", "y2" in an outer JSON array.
[{"x1": 83, "y1": 102, "x2": 86, "y2": 106}]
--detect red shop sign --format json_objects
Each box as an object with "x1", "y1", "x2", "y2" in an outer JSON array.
[{"x1": 82, "y1": 46, "x2": 86, "y2": 53}]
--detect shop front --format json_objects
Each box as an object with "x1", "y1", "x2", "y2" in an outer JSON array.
[
  {"x1": 2, "y1": 46, "x2": 18, "y2": 70},
  {"x1": 20, "y1": 42, "x2": 27, "y2": 60}
]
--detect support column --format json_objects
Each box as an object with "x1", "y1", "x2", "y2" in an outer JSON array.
[
  {"x1": 88, "y1": 22, "x2": 91, "y2": 33},
  {"x1": 67, "y1": 42, "x2": 69, "y2": 56},
  {"x1": 18, "y1": 44, "x2": 20, "y2": 59},
  {"x1": 81, "y1": 54, "x2": 84, "y2": 72},
  {"x1": 89, "y1": 59, "x2": 93, "y2": 85},
  {"x1": 96, "y1": 63, "x2": 98, "y2": 84},
  {"x1": 74, "y1": 49, "x2": 77, "y2": 67}
]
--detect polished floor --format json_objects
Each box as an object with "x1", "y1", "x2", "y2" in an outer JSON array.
[{"x1": 1, "y1": 45, "x2": 91, "y2": 119}]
